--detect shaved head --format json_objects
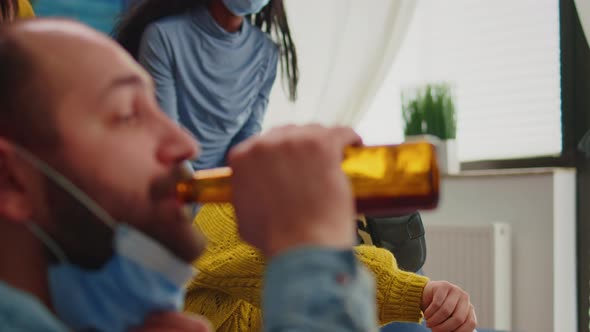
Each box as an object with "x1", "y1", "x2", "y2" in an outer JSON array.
[
  {"x1": 0, "y1": 22, "x2": 56, "y2": 150},
  {"x1": 0, "y1": 20, "x2": 150, "y2": 153}
]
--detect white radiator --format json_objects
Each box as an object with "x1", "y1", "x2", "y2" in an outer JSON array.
[{"x1": 422, "y1": 223, "x2": 511, "y2": 330}]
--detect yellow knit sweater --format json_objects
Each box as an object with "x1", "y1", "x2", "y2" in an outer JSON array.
[
  {"x1": 17, "y1": 0, "x2": 34, "y2": 18},
  {"x1": 186, "y1": 204, "x2": 429, "y2": 331}
]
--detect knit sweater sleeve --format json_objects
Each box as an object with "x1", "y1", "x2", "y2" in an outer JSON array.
[
  {"x1": 185, "y1": 204, "x2": 428, "y2": 326},
  {"x1": 186, "y1": 204, "x2": 266, "y2": 308},
  {"x1": 355, "y1": 245, "x2": 428, "y2": 324}
]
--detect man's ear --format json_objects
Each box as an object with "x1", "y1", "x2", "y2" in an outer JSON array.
[{"x1": 0, "y1": 138, "x2": 34, "y2": 223}]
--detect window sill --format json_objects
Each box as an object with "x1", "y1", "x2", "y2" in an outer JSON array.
[
  {"x1": 443, "y1": 167, "x2": 574, "y2": 179},
  {"x1": 460, "y1": 152, "x2": 579, "y2": 171}
]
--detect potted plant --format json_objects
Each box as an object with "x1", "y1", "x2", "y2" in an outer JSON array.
[{"x1": 402, "y1": 83, "x2": 459, "y2": 174}]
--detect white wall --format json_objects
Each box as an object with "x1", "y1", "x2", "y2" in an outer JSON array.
[{"x1": 420, "y1": 169, "x2": 577, "y2": 332}]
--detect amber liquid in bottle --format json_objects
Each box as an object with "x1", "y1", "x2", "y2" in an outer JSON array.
[{"x1": 176, "y1": 141, "x2": 440, "y2": 216}]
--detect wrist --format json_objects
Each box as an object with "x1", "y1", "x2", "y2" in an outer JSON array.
[{"x1": 265, "y1": 226, "x2": 355, "y2": 258}]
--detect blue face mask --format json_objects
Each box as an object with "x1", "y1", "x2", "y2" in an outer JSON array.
[
  {"x1": 17, "y1": 147, "x2": 196, "y2": 332},
  {"x1": 222, "y1": 0, "x2": 271, "y2": 16}
]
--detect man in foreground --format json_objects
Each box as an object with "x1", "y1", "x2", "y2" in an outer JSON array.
[{"x1": 0, "y1": 19, "x2": 376, "y2": 331}]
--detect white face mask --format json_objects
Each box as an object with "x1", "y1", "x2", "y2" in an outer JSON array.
[
  {"x1": 222, "y1": 0, "x2": 272, "y2": 16},
  {"x1": 15, "y1": 145, "x2": 196, "y2": 332}
]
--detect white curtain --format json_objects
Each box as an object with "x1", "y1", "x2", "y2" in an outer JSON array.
[{"x1": 263, "y1": 0, "x2": 417, "y2": 129}]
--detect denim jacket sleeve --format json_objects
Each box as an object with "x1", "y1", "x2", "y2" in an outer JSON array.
[{"x1": 263, "y1": 247, "x2": 379, "y2": 332}]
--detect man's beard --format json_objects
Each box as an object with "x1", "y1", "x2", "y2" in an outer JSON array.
[
  {"x1": 40, "y1": 163, "x2": 203, "y2": 268},
  {"x1": 144, "y1": 166, "x2": 207, "y2": 262},
  {"x1": 43, "y1": 173, "x2": 114, "y2": 269}
]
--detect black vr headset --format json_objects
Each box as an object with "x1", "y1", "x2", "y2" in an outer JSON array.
[{"x1": 357, "y1": 212, "x2": 426, "y2": 273}]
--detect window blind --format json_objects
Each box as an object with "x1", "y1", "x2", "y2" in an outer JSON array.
[{"x1": 357, "y1": 0, "x2": 562, "y2": 162}]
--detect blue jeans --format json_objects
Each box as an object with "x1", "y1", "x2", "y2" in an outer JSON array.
[{"x1": 381, "y1": 321, "x2": 429, "y2": 332}]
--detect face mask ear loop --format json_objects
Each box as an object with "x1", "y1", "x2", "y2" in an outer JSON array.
[
  {"x1": 13, "y1": 145, "x2": 117, "y2": 230},
  {"x1": 26, "y1": 222, "x2": 69, "y2": 263}
]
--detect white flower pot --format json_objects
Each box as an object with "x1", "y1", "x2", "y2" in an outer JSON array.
[
  {"x1": 437, "y1": 139, "x2": 460, "y2": 174},
  {"x1": 405, "y1": 135, "x2": 460, "y2": 174}
]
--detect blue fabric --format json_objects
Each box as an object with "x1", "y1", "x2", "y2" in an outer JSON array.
[
  {"x1": 34, "y1": 0, "x2": 125, "y2": 34},
  {"x1": 222, "y1": 0, "x2": 271, "y2": 16},
  {"x1": 382, "y1": 322, "x2": 429, "y2": 332},
  {"x1": 139, "y1": 4, "x2": 279, "y2": 169},
  {"x1": 0, "y1": 248, "x2": 379, "y2": 332},
  {"x1": 47, "y1": 224, "x2": 192, "y2": 332},
  {"x1": 0, "y1": 281, "x2": 68, "y2": 332},
  {"x1": 264, "y1": 248, "x2": 378, "y2": 332}
]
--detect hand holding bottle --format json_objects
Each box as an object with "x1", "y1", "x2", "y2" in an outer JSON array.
[{"x1": 227, "y1": 125, "x2": 361, "y2": 258}]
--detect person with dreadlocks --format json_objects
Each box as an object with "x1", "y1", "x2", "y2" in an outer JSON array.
[{"x1": 114, "y1": 0, "x2": 298, "y2": 170}]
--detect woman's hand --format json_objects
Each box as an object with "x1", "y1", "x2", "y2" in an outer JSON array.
[{"x1": 421, "y1": 280, "x2": 477, "y2": 332}]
